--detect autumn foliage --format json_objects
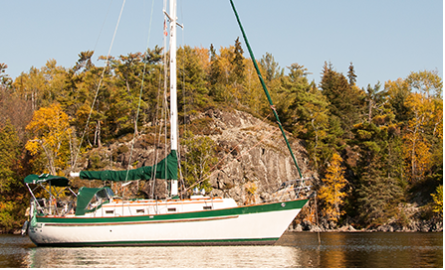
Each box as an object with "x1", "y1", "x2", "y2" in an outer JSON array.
[
  {"x1": 0, "y1": 44, "x2": 442, "y2": 232},
  {"x1": 318, "y1": 153, "x2": 348, "y2": 222},
  {"x1": 25, "y1": 104, "x2": 74, "y2": 175}
]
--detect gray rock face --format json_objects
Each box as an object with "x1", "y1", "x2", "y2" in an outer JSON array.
[
  {"x1": 75, "y1": 108, "x2": 316, "y2": 205},
  {"x1": 201, "y1": 109, "x2": 315, "y2": 204}
]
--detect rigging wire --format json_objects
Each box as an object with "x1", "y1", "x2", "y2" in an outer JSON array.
[
  {"x1": 186, "y1": 125, "x2": 280, "y2": 193},
  {"x1": 163, "y1": 0, "x2": 169, "y2": 197},
  {"x1": 149, "y1": 0, "x2": 169, "y2": 199},
  {"x1": 124, "y1": 0, "x2": 156, "y2": 185},
  {"x1": 92, "y1": 0, "x2": 114, "y2": 52},
  {"x1": 178, "y1": 0, "x2": 186, "y2": 197},
  {"x1": 149, "y1": 50, "x2": 166, "y2": 199},
  {"x1": 71, "y1": 0, "x2": 127, "y2": 171},
  {"x1": 229, "y1": 0, "x2": 302, "y2": 178}
]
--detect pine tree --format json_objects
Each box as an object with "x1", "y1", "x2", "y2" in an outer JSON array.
[
  {"x1": 347, "y1": 62, "x2": 357, "y2": 86},
  {"x1": 320, "y1": 62, "x2": 364, "y2": 137},
  {"x1": 352, "y1": 114, "x2": 405, "y2": 226},
  {"x1": 259, "y1": 52, "x2": 283, "y2": 82},
  {"x1": 232, "y1": 37, "x2": 245, "y2": 83}
]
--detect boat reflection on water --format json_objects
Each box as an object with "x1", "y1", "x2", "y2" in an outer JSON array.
[
  {"x1": 1, "y1": 232, "x2": 441, "y2": 268},
  {"x1": 24, "y1": 245, "x2": 301, "y2": 268}
]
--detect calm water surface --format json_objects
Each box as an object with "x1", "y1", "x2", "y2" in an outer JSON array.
[{"x1": 0, "y1": 232, "x2": 442, "y2": 268}]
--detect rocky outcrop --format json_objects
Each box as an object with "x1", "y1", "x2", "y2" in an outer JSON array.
[
  {"x1": 71, "y1": 108, "x2": 442, "y2": 233},
  {"x1": 73, "y1": 108, "x2": 316, "y2": 204},
  {"x1": 202, "y1": 109, "x2": 315, "y2": 203}
]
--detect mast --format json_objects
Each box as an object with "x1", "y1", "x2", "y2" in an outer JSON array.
[{"x1": 167, "y1": 0, "x2": 178, "y2": 196}]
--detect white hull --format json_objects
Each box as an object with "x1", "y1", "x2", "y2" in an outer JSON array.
[{"x1": 28, "y1": 199, "x2": 306, "y2": 246}]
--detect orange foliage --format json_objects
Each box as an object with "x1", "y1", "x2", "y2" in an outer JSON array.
[{"x1": 318, "y1": 153, "x2": 348, "y2": 222}]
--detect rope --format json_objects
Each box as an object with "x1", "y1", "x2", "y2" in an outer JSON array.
[{"x1": 72, "y1": 0, "x2": 127, "y2": 171}]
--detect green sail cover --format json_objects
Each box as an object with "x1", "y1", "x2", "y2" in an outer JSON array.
[
  {"x1": 75, "y1": 187, "x2": 112, "y2": 216},
  {"x1": 79, "y1": 150, "x2": 178, "y2": 181},
  {"x1": 24, "y1": 174, "x2": 69, "y2": 187}
]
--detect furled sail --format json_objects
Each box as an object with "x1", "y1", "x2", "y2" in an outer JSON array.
[
  {"x1": 24, "y1": 174, "x2": 70, "y2": 186},
  {"x1": 79, "y1": 150, "x2": 178, "y2": 181}
]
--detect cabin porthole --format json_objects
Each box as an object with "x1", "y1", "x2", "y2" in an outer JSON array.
[{"x1": 281, "y1": 203, "x2": 286, "y2": 207}]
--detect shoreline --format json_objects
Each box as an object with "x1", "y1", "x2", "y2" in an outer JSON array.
[{"x1": 288, "y1": 220, "x2": 443, "y2": 233}]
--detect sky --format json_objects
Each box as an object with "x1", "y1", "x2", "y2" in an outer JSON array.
[{"x1": 1, "y1": 0, "x2": 443, "y2": 89}]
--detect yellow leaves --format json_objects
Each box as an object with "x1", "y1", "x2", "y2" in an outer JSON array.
[
  {"x1": 193, "y1": 46, "x2": 210, "y2": 73},
  {"x1": 406, "y1": 70, "x2": 443, "y2": 98},
  {"x1": 318, "y1": 153, "x2": 348, "y2": 222},
  {"x1": 431, "y1": 185, "x2": 443, "y2": 215},
  {"x1": 385, "y1": 78, "x2": 410, "y2": 98},
  {"x1": 403, "y1": 92, "x2": 443, "y2": 183},
  {"x1": 25, "y1": 104, "x2": 73, "y2": 175}
]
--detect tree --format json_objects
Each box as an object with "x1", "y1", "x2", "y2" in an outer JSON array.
[
  {"x1": 0, "y1": 121, "x2": 28, "y2": 233},
  {"x1": 232, "y1": 37, "x2": 245, "y2": 83},
  {"x1": 275, "y1": 63, "x2": 312, "y2": 131},
  {"x1": 403, "y1": 92, "x2": 442, "y2": 183},
  {"x1": 318, "y1": 153, "x2": 348, "y2": 223},
  {"x1": 177, "y1": 46, "x2": 209, "y2": 117},
  {"x1": 385, "y1": 78, "x2": 412, "y2": 123},
  {"x1": 74, "y1": 50, "x2": 95, "y2": 73},
  {"x1": 320, "y1": 62, "x2": 364, "y2": 138},
  {"x1": 401, "y1": 71, "x2": 443, "y2": 184},
  {"x1": 25, "y1": 104, "x2": 74, "y2": 175},
  {"x1": 0, "y1": 63, "x2": 12, "y2": 89},
  {"x1": 347, "y1": 62, "x2": 357, "y2": 86},
  {"x1": 356, "y1": 156, "x2": 404, "y2": 226},
  {"x1": 431, "y1": 185, "x2": 443, "y2": 217},
  {"x1": 259, "y1": 52, "x2": 283, "y2": 82},
  {"x1": 352, "y1": 107, "x2": 405, "y2": 226},
  {"x1": 406, "y1": 70, "x2": 442, "y2": 99},
  {"x1": 0, "y1": 121, "x2": 21, "y2": 193},
  {"x1": 364, "y1": 82, "x2": 388, "y2": 123},
  {"x1": 181, "y1": 130, "x2": 218, "y2": 193}
]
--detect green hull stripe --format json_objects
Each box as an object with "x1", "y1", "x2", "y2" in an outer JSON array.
[
  {"x1": 36, "y1": 237, "x2": 280, "y2": 247},
  {"x1": 36, "y1": 199, "x2": 307, "y2": 224}
]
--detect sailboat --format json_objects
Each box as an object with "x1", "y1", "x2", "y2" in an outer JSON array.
[{"x1": 24, "y1": 0, "x2": 310, "y2": 247}]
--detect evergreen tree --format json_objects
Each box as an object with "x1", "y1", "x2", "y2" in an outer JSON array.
[
  {"x1": 259, "y1": 52, "x2": 283, "y2": 82},
  {"x1": 320, "y1": 62, "x2": 364, "y2": 138},
  {"x1": 364, "y1": 82, "x2": 388, "y2": 123},
  {"x1": 352, "y1": 116, "x2": 405, "y2": 226},
  {"x1": 232, "y1": 37, "x2": 245, "y2": 83},
  {"x1": 347, "y1": 62, "x2": 357, "y2": 86},
  {"x1": 356, "y1": 156, "x2": 404, "y2": 226},
  {"x1": 0, "y1": 63, "x2": 13, "y2": 89},
  {"x1": 385, "y1": 78, "x2": 412, "y2": 123},
  {"x1": 177, "y1": 46, "x2": 209, "y2": 117}
]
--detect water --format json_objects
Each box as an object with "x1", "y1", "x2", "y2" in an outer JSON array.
[{"x1": 0, "y1": 232, "x2": 442, "y2": 268}]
